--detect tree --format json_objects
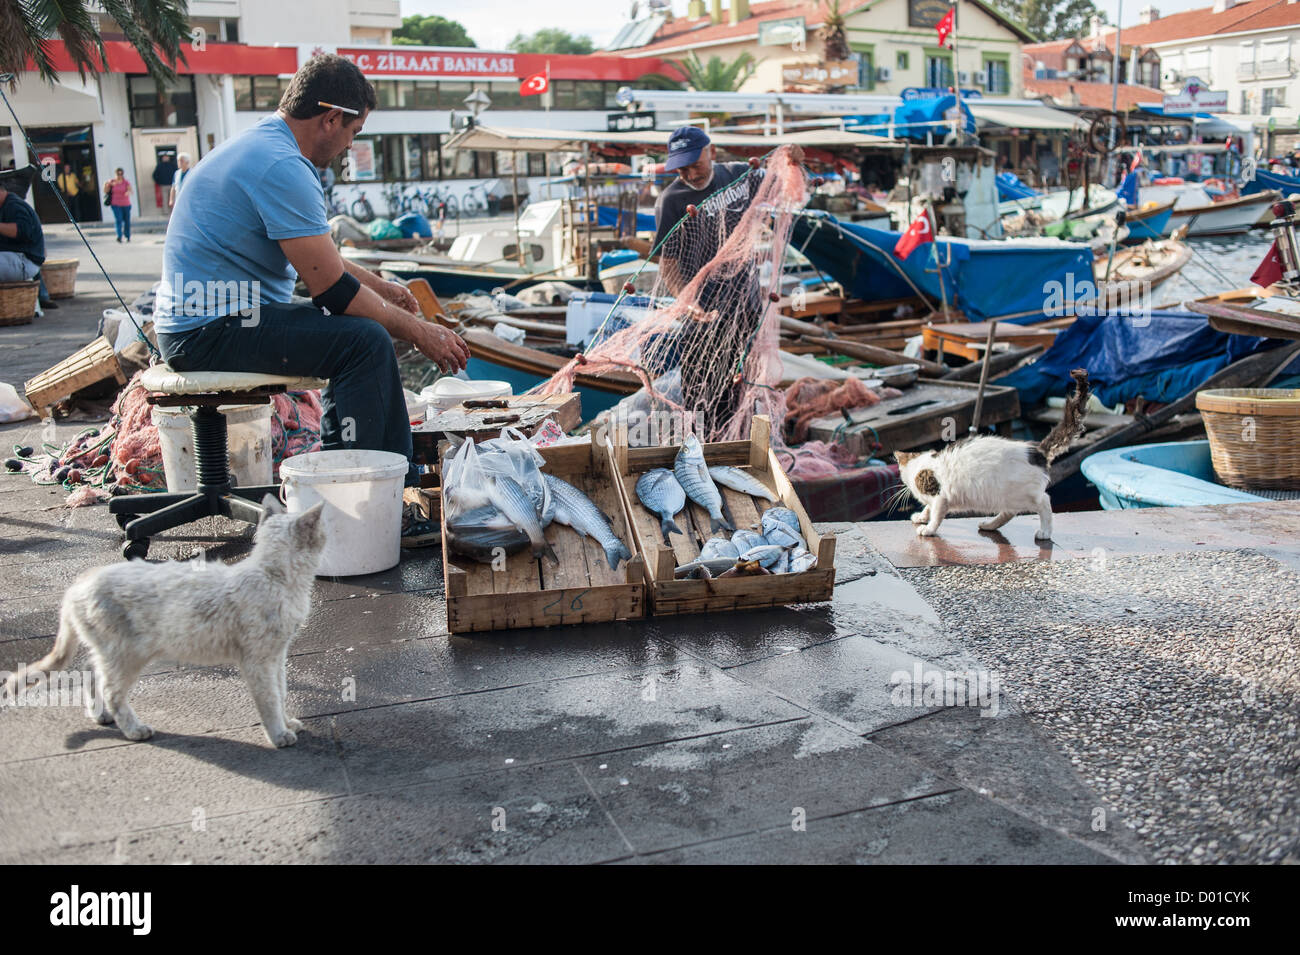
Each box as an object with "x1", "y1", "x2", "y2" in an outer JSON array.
[
  {"x1": 640, "y1": 51, "x2": 757, "y2": 92},
  {"x1": 821, "y1": 0, "x2": 851, "y2": 62},
  {"x1": 508, "y1": 29, "x2": 594, "y2": 55},
  {"x1": 392, "y1": 14, "x2": 475, "y2": 47},
  {"x1": 1, "y1": 0, "x2": 189, "y2": 91},
  {"x1": 985, "y1": 0, "x2": 1104, "y2": 42}
]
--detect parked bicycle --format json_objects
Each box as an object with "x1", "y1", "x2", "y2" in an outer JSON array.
[
  {"x1": 423, "y1": 183, "x2": 459, "y2": 223},
  {"x1": 324, "y1": 187, "x2": 348, "y2": 218},
  {"x1": 350, "y1": 187, "x2": 375, "y2": 223},
  {"x1": 460, "y1": 182, "x2": 499, "y2": 218}
]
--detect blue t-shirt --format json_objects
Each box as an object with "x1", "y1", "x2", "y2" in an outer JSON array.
[{"x1": 155, "y1": 114, "x2": 329, "y2": 334}]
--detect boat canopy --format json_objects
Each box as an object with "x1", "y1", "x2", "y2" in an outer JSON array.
[
  {"x1": 441, "y1": 124, "x2": 900, "y2": 154},
  {"x1": 969, "y1": 102, "x2": 1083, "y2": 131},
  {"x1": 791, "y1": 211, "x2": 1096, "y2": 323}
]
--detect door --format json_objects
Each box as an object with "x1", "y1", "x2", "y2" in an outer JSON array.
[{"x1": 130, "y1": 127, "x2": 199, "y2": 217}]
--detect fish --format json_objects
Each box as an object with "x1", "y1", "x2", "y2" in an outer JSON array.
[
  {"x1": 760, "y1": 506, "x2": 801, "y2": 534},
  {"x1": 445, "y1": 505, "x2": 532, "y2": 563},
  {"x1": 789, "y1": 548, "x2": 817, "y2": 573},
  {"x1": 490, "y1": 472, "x2": 558, "y2": 564},
  {"x1": 674, "y1": 434, "x2": 733, "y2": 534},
  {"x1": 738, "y1": 544, "x2": 787, "y2": 568},
  {"x1": 636, "y1": 468, "x2": 686, "y2": 545},
  {"x1": 763, "y1": 521, "x2": 804, "y2": 550},
  {"x1": 699, "y1": 537, "x2": 740, "y2": 561},
  {"x1": 479, "y1": 444, "x2": 553, "y2": 526},
  {"x1": 731, "y1": 529, "x2": 766, "y2": 552},
  {"x1": 673, "y1": 556, "x2": 739, "y2": 579},
  {"x1": 707, "y1": 465, "x2": 777, "y2": 502},
  {"x1": 774, "y1": 549, "x2": 791, "y2": 574},
  {"x1": 544, "y1": 473, "x2": 632, "y2": 571}
]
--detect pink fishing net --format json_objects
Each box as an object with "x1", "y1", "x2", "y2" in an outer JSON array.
[{"x1": 540, "y1": 146, "x2": 809, "y2": 444}]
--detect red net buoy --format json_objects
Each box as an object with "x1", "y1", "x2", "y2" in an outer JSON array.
[
  {"x1": 686, "y1": 204, "x2": 698, "y2": 217},
  {"x1": 575, "y1": 353, "x2": 589, "y2": 365},
  {"x1": 623, "y1": 282, "x2": 635, "y2": 294},
  {"x1": 768, "y1": 291, "x2": 780, "y2": 302},
  {"x1": 748, "y1": 156, "x2": 761, "y2": 169}
]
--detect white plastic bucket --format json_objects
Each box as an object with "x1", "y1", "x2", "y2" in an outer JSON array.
[
  {"x1": 420, "y1": 377, "x2": 512, "y2": 416},
  {"x1": 151, "y1": 404, "x2": 273, "y2": 493},
  {"x1": 279, "y1": 449, "x2": 409, "y2": 576}
]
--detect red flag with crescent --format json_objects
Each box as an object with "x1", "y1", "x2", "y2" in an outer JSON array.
[
  {"x1": 520, "y1": 73, "x2": 549, "y2": 96},
  {"x1": 894, "y1": 211, "x2": 934, "y2": 260},
  {"x1": 935, "y1": 7, "x2": 955, "y2": 48}
]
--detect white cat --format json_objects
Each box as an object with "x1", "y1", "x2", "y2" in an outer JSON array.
[
  {"x1": 4, "y1": 496, "x2": 327, "y2": 747},
  {"x1": 896, "y1": 369, "x2": 1090, "y2": 542}
]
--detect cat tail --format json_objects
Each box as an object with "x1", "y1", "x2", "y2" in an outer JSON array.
[
  {"x1": 3, "y1": 615, "x2": 79, "y2": 702},
  {"x1": 1038, "y1": 368, "x2": 1091, "y2": 465}
]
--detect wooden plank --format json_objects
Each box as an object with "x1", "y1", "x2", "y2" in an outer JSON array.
[{"x1": 800, "y1": 336, "x2": 947, "y2": 377}]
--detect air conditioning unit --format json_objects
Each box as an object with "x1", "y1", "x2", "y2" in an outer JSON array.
[
  {"x1": 973, "y1": 69, "x2": 988, "y2": 86},
  {"x1": 1162, "y1": 68, "x2": 1181, "y2": 85},
  {"x1": 875, "y1": 66, "x2": 893, "y2": 82},
  {"x1": 957, "y1": 71, "x2": 970, "y2": 84}
]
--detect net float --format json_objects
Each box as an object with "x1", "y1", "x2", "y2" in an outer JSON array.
[
  {"x1": 686, "y1": 204, "x2": 698, "y2": 217},
  {"x1": 67, "y1": 469, "x2": 82, "y2": 484},
  {"x1": 92, "y1": 454, "x2": 109, "y2": 467},
  {"x1": 16, "y1": 446, "x2": 32, "y2": 458},
  {"x1": 124, "y1": 458, "x2": 139, "y2": 475},
  {"x1": 623, "y1": 282, "x2": 635, "y2": 294},
  {"x1": 768, "y1": 291, "x2": 780, "y2": 302},
  {"x1": 748, "y1": 157, "x2": 761, "y2": 168}
]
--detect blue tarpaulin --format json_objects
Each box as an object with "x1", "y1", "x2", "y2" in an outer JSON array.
[
  {"x1": 889, "y1": 94, "x2": 975, "y2": 141},
  {"x1": 999, "y1": 309, "x2": 1289, "y2": 406},
  {"x1": 791, "y1": 212, "x2": 1098, "y2": 322},
  {"x1": 997, "y1": 171, "x2": 1038, "y2": 202},
  {"x1": 597, "y1": 205, "x2": 656, "y2": 232}
]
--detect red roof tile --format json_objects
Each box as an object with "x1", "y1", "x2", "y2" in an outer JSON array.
[
  {"x1": 1113, "y1": 0, "x2": 1300, "y2": 46},
  {"x1": 1024, "y1": 78, "x2": 1166, "y2": 111}
]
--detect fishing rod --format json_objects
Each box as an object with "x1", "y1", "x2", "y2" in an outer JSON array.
[{"x1": 0, "y1": 77, "x2": 159, "y2": 359}]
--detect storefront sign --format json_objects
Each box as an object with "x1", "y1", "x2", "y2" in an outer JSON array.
[
  {"x1": 782, "y1": 60, "x2": 856, "y2": 86},
  {"x1": 901, "y1": 87, "x2": 983, "y2": 100},
  {"x1": 336, "y1": 48, "x2": 516, "y2": 77},
  {"x1": 759, "y1": 17, "x2": 806, "y2": 47},
  {"x1": 348, "y1": 140, "x2": 376, "y2": 181},
  {"x1": 1163, "y1": 78, "x2": 1227, "y2": 114},
  {"x1": 608, "y1": 111, "x2": 655, "y2": 132},
  {"x1": 909, "y1": 0, "x2": 954, "y2": 29}
]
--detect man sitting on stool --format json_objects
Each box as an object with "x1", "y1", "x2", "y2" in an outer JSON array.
[
  {"x1": 153, "y1": 54, "x2": 468, "y2": 490},
  {"x1": 0, "y1": 167, "x2": 59, "y2": 312}
]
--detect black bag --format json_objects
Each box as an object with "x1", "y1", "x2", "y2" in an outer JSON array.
[{"x1": 103, "y1": 186, "x2": 113, "y2": 207}]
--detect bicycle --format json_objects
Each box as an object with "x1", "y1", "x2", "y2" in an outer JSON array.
[
  {"x1": 423, "y1": 184, "x2": 459, "y2": 223},
  {"x1": 350, "y1": 187, "x2": 375, "y2": 223},
  {"x1": 324, "y1": 187, "x2": 348, "y2": 218},
  {"x1": 461, "y1": 182, "x2": 499, "y2": 218}
]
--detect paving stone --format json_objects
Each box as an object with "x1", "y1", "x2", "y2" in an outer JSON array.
[
  {"x1": 645, "y1": 604, "x2": 840, "y2": 669},
  {"x1": 626, "y1": 789, "x2": 1119, "y2": 864},
  {"x1": 578, "y1": 719, "x2": 950, "y2": 855}
]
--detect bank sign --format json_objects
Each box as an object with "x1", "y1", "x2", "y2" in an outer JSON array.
[
  {"x1": 1163, "y1": 78, "x2": 1228, "y2": 114},
  {"x1": 338, "y1": 48, "x2": 516, "y2": 77}
]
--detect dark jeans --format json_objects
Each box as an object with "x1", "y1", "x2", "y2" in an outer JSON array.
[
  {"x1": 156, "y1": 303, "x2": 416, "y2": 484},
  {"x1": 111, "y1": 204, "x2": 131, "y2": 239}
]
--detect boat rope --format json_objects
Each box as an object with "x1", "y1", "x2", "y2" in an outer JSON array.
[
  {"x1": 1183, "y1": 240, "x2": 1237, "y2": 289},
  {"x1": 0, "y1": 80, "x2": 161, "y2": 360}
]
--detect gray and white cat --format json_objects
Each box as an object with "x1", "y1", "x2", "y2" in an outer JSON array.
[
  {"x1": 896, "y1": 369, "x2": 1090, "y2": 541},
  {"x1": 4, "y1": 496, "x2": 327, "y2": 747}
]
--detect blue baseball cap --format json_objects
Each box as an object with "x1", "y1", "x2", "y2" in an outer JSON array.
[{"x1": 665, "y1": 126, "x2": 711, "y2": 172}]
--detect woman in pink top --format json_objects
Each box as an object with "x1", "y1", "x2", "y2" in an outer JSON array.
[{"x1": 105, "y1": 168, "x2": 132, "y2": 242}]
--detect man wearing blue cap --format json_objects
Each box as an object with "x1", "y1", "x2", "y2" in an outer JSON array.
[{"x1": 632, "y1": 126, "x2": 801, "y2": 434}]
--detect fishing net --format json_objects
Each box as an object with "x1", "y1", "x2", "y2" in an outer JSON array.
[{"x1": 540, "y1": 146, "x2": 809, "y2": 443}]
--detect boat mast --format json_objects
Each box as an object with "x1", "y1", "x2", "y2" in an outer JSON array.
[{"x1": 1107, "y1": 1, "x2": 1123, "y2": 186}]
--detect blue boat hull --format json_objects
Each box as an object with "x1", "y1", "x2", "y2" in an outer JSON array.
[
  {"x1": 1080, "y1": 440, "x2": 1267, "y2": 509},
  {"x1": 1243, "y1": 167, "x2": 1300, "y2": 197},
  {"x1": 1122, "y1": 205, "x2": 1173, "y2": 243}
]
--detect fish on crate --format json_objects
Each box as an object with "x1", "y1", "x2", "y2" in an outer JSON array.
[
  {"x1": 445, "y1": 505, "x2": 532, "y2": 563},
  {"x1": 486, "y1": 472, "x2": 558, "y2": 564},
  {"x1": 760, "y1": 507, "x2": 801, "y2": 534},
  {"x1": 673, "y1": 556, "x2": 741, "y2": 580},
  {"x1": 738, "y1": 543, "x2": 787, "y2": 569},
  {"x1": 707, "y1": 465, "x2": 777, "y2": 502},
  {"x1": 763, "y1": 520, "x2": 804, "y2": 550},
  {"x1": 731, "y1": 528, "x2": 766, "y2": 552},
  {"x1": 636, "y1": 468, "x2": 686, "y2": 545},
  {"x1": 789, "y1": 547, "x2": 817, "y2": 573},
  {"x1": 544, "y1": 473, "x2": 632, "y2": 571},
  {"x1": 674, "y1": 434, "x2": 734, "y2": 533}
]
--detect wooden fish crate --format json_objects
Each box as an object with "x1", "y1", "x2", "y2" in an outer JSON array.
[
  {"x1": 612, "y1": 416, "x2": 836, "y2": 616},
  {"x1": 440, "y1": 438, "x2": 644, "y2": 634},
  {"x1": 24, "y1": 335, "x2": 126, "y2": 414}
]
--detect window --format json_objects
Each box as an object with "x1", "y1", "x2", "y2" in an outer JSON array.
[
  {"x1": 232, "y1": 76, "x2": 252, "y2": 111},
  {"x1": 897, "y1": 51, "x2": 909, "y2": 71},
  {"x1": 575, "y1": 81, "x2": 604, "y2": 109},
  {"x1": 852, "y1": 45, "x2": 874, "y2": 90},
  {"x1": 983, "y1": 57, "x2": 1009, "y2": 95},
  {"x1": 253, "y1": 76, "x2": 285, "y2": 110},
  {"x1": 528, "y1": 152, "x2": 547, "y2": 176},
  {"x1": 437, "y1": 82, "x2": 474, "y2": 109},
  {"x1": 127, "y1": 75, "x2": 197, "y2": 127},
  {"x1": 551, "y1": 80, "x2": 576, "y2": 109},
  {"x1": 421, "y1": 135, "x2": 442, "y2": 180},
  {"x1": 489, "y1": 80, "x2": 523, "y2": 110},
  {"x1": 926, "y1": 53, "x2": 953, "y2": 89},
  {"x1": 1264, "y1": 86, "x2": 1287, "y2": 113}
]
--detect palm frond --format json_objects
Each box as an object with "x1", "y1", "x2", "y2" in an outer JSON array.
[{"x1": 99, "y1": 0, "x2": 190, "y2": 89}]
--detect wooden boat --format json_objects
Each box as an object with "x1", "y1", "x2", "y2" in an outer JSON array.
[
  {"x1": 1140, "y1": 185, "x2": 1281, "y2": 237},
  {"x1": 1081, "y1": 440, "x2": 1277, "y2": 508},
  {"x1": 1121, "y1": 200, "x2": 1176, "y2": 243},
  {"x1": 1094, "y1": 238, "x2": 1193, "y2": 309}
]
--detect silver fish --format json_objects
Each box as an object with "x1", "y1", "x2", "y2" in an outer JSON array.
[
  {"x1": 673, "y1": 556, "x2": 738, "y2": 579},
  {"x1": 739, "y1": 544, "x2": 786, "y2": 568},
  {"x1": 544, "y1": 473, "x2": 632, "y2": 571},
  {"x1": 490, "y1": 473, "x2": 558, "y2": 564},
  {"x1": 732, "y1": 529, "x2": 766, "y2": 552},
  {"x1": 774, "y1": 548, "x2": 791, "y2": 574},
  {"x1": 674, "y1": 434, "x2": 733, "y2": 534},
  {"x1": 763, "y1": 521, "x2": 804, "y2": 550},
  {"x1": 445, "y1": 505, "x2": 532, "y2": 563},
  {"x1": 789, "y1": 548, "x2": 817, "y2": 573},
  {"x1": 708, "y1": 465, "x2": 777, "y2": 502},
  {"x1": 761, "y1": 506, "x2": 801, "y2": 534},
  {"x1": 636, "y1": 468, "x2": 685, "y2": 545},
  {"x1": 699, "y1": 537, "x2": 739, "y2": 561}
]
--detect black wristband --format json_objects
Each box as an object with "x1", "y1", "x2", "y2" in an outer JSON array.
[{"x1": 312, "y1": 270, "x2": 361, "y2": 315}]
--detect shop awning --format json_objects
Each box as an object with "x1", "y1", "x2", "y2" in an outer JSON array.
[
  {"x1": 969, "y1": 103, "x2": 1084, "y2": 131},
  {"x1": 441, "y1": 123, "x2": 898, "y2": 153},
  {"x1": 7, "y1": 77, "x2": 102, "y2": 127}
]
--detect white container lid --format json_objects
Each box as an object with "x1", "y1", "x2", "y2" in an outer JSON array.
[{"x1": 420, "y1": 377, "x2": 513, "y2": 412}]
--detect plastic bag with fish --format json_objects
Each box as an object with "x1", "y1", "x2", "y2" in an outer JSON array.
[
  {"x1": 443, "y1": 436, "x2": 557, "y2": 563},
  {"x1": 477, "y1": 427, "x2": 553, "y2": 526}
]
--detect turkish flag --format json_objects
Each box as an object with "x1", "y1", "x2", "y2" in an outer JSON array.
[
  {"x1": 520, "y1": 73, "x2": 548, "y2": 96},
  {"x1": 1130, "y1": 149, "x2": 1143, "y2": 171},
  {"x1": 935, "y1": 7, "x2": 955, "y2": 48},
  {"x1": 1251, "y1": 240, "x2": 1285, "y2": 288},
  {"x1": 894, "y1": 211, "x2": 934, "y2": 260}
]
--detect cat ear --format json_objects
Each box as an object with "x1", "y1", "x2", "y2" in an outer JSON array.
[
  {"x1": 260, "y1": 493, "x2": 286, "y2": 519},
  {"x1": 894, "y1": 451, "x2": 915, "y2": 466}
]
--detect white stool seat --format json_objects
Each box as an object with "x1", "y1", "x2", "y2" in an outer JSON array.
[{"x1": 141, "y1": 364, "x2": 327, "y2": 395}]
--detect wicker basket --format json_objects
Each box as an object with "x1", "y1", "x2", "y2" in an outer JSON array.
[
  {"x1": 0, "y1": 280, "x2": 38, "y2": 326},
  {"x1": 41, "y1": 259, "x2": 79, "y2": 298},
  {"x1": 1196, "y1": 388, "x2": 1300, "y2": 490}
]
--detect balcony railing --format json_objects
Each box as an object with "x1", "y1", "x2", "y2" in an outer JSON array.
[{"x1": 1239, "y1": 58, "x2": 1294, "y2": 80}]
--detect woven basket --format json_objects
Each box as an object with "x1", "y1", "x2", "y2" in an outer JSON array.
[
  {"x1": 1196, "y1": 388, "x2": 1300, "y2": 490},
  {"x1": 0, "y1": 281, "x2": 38, "y2": 326},
  {"x1": 42, "y1": 258, "x2": 79, "y2": 298}
]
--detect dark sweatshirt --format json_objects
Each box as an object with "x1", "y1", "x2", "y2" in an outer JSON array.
[{"x1": 0, "y1": 192, "x2": 45, "y2": 266}]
